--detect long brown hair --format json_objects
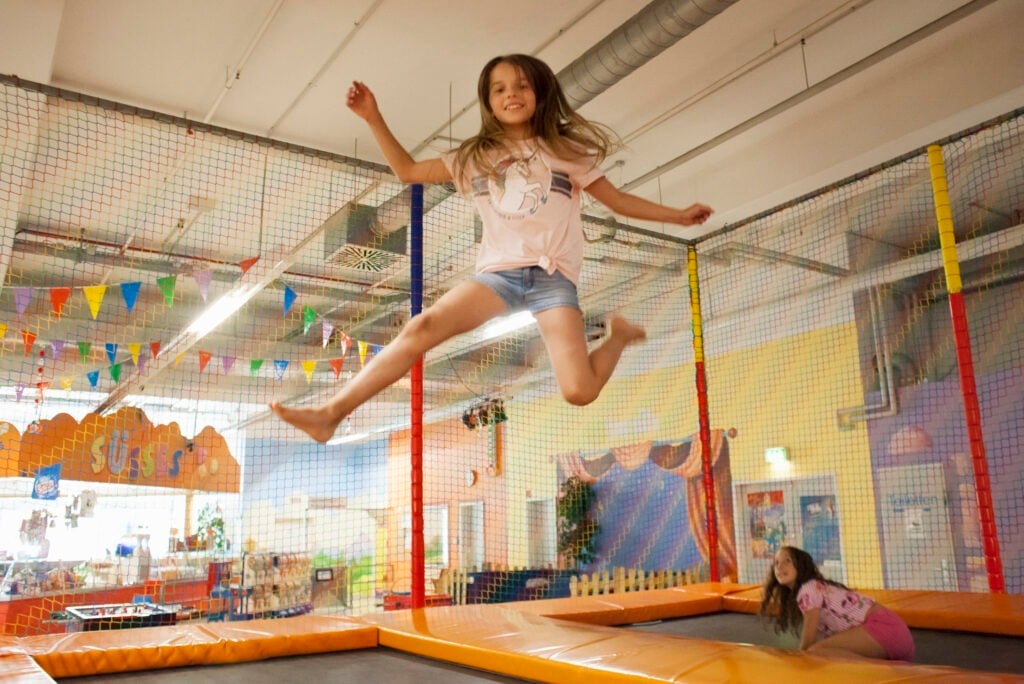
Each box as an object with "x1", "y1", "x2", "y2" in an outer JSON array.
[
  {"x1": 452, "y1": 54, "x2": 616, "y2": 182},
  {"x1": 759, "y1": 546, "x2": 849, "y2": 635}
]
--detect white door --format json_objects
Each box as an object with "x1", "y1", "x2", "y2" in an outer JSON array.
[
  {"x1": 876, "y1": 463, "x2": 958, "y2": 590},
  {"x1": 526, "y1": 498, "x2": 556, "y2": 568},
  {"x1": 458, "y1": 502, "x2": 484, "y2": 571}
]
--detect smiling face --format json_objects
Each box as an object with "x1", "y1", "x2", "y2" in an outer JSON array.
[
  {"x1": 486, "y1": 61, "x2": 536, "y2": 139},
  {"x1": 773, "y1": 548, "x2": 798, "y2": 589}
]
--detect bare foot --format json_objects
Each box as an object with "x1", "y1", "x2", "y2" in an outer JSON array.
[
  {"x1": 607, "y1": 316, "x2": 647, "y2": 345},
  {"x1": 268, "y1": 401, "x2": 344, "y2": 443}
]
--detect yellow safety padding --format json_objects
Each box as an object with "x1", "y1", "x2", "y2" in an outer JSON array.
[
  {"x1": 721, "y1": 586, "x2": 1024, "y2": 637},
  {"x1": 507, "y1": 586, "x2": 723, "y2": 625},
  {"x1": 8, "y1": 584, "x2": 1024, "y2": 681},
  {"x1": 368, "y1": 603, "x2": 1015, "y2": 684},
  {"x1": 873, "y1": 590, "x2": 1024, "y2": 637},
  {"x1": 21, "y1": 615, "x2": 376, "y2": 679},
  {"x1": 721, "y1": 586, "x2": 765, "y2": 614},
  {"x1": 0, "y1": 653, "x2": 55, "y2": 684}
]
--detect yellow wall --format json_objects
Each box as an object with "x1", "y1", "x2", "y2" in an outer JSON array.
[{"x1": 501, "y1": 322, "x2": 883, "y2": 587}]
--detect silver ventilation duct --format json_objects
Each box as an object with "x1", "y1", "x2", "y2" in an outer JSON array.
[{"x1": 558, "y1": 0, "x2": 737, "y2": 109}]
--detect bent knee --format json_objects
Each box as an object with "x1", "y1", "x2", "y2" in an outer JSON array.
[
  {"x1": 403, "y1": 310, "x2": 443, "y2": 340},
  {"x1": 561, "y1": 386, "x2": 597, "y2": 406}
]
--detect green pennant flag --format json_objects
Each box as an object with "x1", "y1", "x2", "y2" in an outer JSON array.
[
  {"x1": 156, "y1": 275, "x2": 177, "y2": 307},
  {"x1": 109, "y1": 362, "x2": 122, "y2": 382},
  {"x1": 250, "y1": 359, "x2": 264, "y2": 376},
  {"x1": 77, "y1": 341, "x2": 92, "y2": 361},
  {"x1": 302, "y1": 305, "x2": 316, "y2": 334}
]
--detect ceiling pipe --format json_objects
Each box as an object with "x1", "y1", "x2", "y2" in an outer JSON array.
[
  {"x1": 265, "y1": 0, "x2": 385, "y2": 138},
  {"x1": 620, "y1": 0, "x2": 999, "y2": 195},
  {"x1": 202, "y1": 0, "x2": 286, "y2": 124},
  {"x1": 558, "y1": 0, "x2": 736, "y2": 109}
]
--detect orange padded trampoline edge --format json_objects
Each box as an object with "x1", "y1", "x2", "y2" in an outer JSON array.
[
  {"x1": 4, "y1": 585, "x2": 1024, "y2": 681},
  {"x1": 18, "y1": 615, "x2": 378, "y2": 679}
]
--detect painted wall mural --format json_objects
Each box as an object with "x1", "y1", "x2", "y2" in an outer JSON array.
[
  {"x1": 556, "y1": 429, "x2": 737, "y2": 581},
  {"x1": 1, "y1": 407, "x2": 240, "y2": 492}
]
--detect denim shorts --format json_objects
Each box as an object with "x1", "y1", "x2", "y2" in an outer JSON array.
[{"x1": 472, "y1": 266, "x2": 579, "y2": 314}]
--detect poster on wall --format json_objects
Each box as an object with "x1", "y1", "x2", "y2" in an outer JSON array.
[
  {"x1": 800, "y1": 495, "x2": 841, "y2": 564},
  {"x1": 747, "y1": 490, "x2": 786, "y2": 559},
  {"x1": 31, "y1": 463, "x2": 62, "y2": 500}
]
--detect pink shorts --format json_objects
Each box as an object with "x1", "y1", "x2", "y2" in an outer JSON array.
[{"x1": 862, "y1": 606, "x2": 915, "y2": 661}]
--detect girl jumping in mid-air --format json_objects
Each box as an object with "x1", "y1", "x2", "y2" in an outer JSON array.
[
  {"x1": 760, "y1": 546, "x2": 915, "y2": 661},
  {"x1": 270, "y1": 54, "x2": 713, "y2": 442}
]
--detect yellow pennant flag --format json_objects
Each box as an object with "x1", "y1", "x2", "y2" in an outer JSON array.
[
  {"x1": 174, "y1": 353, "x2": 184, "y2": 367},
  {"x1": 358, "y1": 340, "x2": 368, "y2": 367},
  {"x1": 0, "y1": 323, "x2": 7, "y2": 339},
  {"x1": 301, "y1": 360, "x2": 317, "y2": 383},
  {"x1": 82, "y1": 285, "x2": 107, "y2": 320},
  {"x1": 127, "y1": 342, "x2": 142, "y2": 365},
  {"x1": 61, "y1": 377, "x2": 73, "y2": 391}
]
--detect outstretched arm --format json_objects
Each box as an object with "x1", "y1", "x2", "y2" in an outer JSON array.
[
  {"x1": 347, "y1": 81, "x2": 451, "y2": 184},
  {"x1": 584, "y1": 177, "x2": 713, "y2": 227}
]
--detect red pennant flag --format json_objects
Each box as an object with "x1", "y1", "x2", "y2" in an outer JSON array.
[
  {"x1": 50, "y1": 287, "x2": 72, "y2": 318},
  {"x1": 22, "y1": 330, "x2": 36, "y2": 356},
  {"x1": 198, "y1": 350, "x2": 212, "y2": 372},
  {"x1": 329, "y1": 357, "x2": 344, "y2": 378},
  {"x1": 239, "y1": 257, "x2": 259, "y2": 274},
  {"x1": 150, "y1": 341, "x2": 161, "y2": 359}
]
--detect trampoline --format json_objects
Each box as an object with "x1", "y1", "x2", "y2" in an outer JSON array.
[
  {"x1": 58, "y1": 649, "x2": 530, "y2": 684},
  {"x1": 627, "y1": 612, "x2": 1024, "y2": 676},
  {"x1": 7, "y1": 585, "x2": 1022, "y2": 684}
]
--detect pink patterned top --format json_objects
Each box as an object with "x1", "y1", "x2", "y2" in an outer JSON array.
[{"x1": 796, "y1": 579, "x2": 876, "y2": 638}]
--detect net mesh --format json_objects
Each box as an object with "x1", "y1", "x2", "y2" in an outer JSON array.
[{"x1": 0, "y1": 78, "x2": 1021, "y2": 636}]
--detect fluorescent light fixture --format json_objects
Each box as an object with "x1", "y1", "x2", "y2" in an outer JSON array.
[
  {"x1": 184, "y1": 286, "x2": 257, "y2": 338},
  {"x1": 765, "y1": 446, "x2": 790, "y2": 465},
  {"x1": 478, "y1": 310, "x2": 535, "y2": 342}
]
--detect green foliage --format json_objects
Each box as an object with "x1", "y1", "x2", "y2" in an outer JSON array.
[
  {"x1": 197, "y1": 503, "x2": 227, "y2": 552},
  {"x1": 556, "y1": 476, "x2": 599, "y2": 569},
  {"x1": 310, "y1": 552, "x2": 375, "y2": 585}
]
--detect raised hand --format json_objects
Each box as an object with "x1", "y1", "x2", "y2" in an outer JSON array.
[
  {"x1": 677, "y1": 203, "x2": 714, "y2": 226},
  {"x1": 346, "y1": 81, "x2": 380, "y2": 122}
]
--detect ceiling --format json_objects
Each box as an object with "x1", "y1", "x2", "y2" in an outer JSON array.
[{"x1": 1, "y1": 0, "x2": 1022, "y2": 438}]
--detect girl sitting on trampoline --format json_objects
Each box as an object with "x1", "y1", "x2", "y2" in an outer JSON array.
[
  {"x1": 761, "y1": 545, "x2": 915, "y2": 661},
  {"x1": 270, "y1": 54, "x2": 713, "y2": 443}
]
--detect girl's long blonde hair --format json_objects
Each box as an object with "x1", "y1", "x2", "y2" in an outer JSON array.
[{"x1": 452, "y1": 54, "x2": 616, "y2": 183}]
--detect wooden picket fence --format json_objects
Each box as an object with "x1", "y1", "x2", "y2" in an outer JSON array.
[
  {"x1": 569, "y1": 564, "x2": 707, "y2": 597},
  {"x1": 436, "y1": 563, "x2": 708, "y2": 605}
]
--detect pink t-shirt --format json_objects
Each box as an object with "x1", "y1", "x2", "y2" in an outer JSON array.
[
  {"x1": 796, "y1": 580, "x2": 875, "y2": 638},
  {"x1": 442, "y1": 140, "x2": 604, "y2": 285}
]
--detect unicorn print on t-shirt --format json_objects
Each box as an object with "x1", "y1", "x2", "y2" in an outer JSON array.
[{"x1": 489, "y1": 149, "x2": 550, "y2": 218}]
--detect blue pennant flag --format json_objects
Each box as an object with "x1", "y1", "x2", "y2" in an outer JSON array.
[
  {"x1": 283, "y1": 285, "x2": 297, "y2": 315},
  {"x1": 120, "y1": 282, "x2": 142, "y2": 312}
]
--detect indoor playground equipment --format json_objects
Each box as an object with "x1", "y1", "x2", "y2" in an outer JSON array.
[{"x1": 1, "y1": 74, "x2": 1023, "y2": 682}]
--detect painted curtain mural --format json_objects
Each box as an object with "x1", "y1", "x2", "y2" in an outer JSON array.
[
  {"x1": 867, "y1": 368, "x2": 1023, "y2": 593},
  {"x1": 556, "y1": 429, "x2": 737, "y2": 580}
]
